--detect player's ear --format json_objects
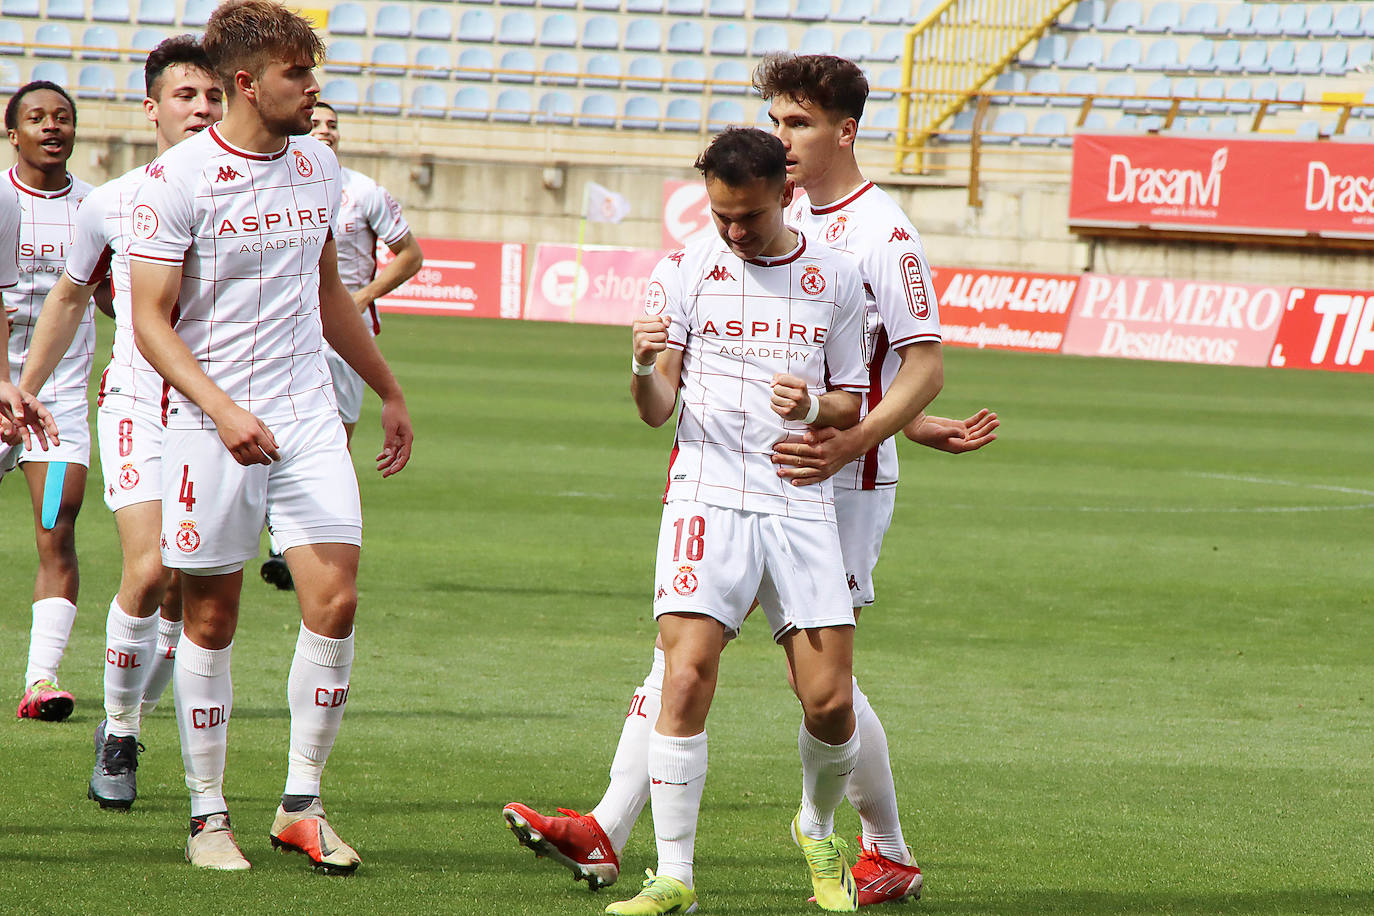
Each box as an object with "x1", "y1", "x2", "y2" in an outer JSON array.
[
  {"x1": 838, "y1": 117, "x2": 858, "y2": 149},
  {"x1": 142, "y1": 96, "x2": 158, "y2": 126},
  {"x1": 234, "y1": 70, "x2": 255, "y2": 102},
  {"x1": 781, "y1": 178, "x2": 795, "y2": 208}
]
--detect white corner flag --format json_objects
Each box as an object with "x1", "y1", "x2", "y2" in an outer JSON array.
[{"x1": 585, "y1": 182, "x2": 631, "y2": 224}]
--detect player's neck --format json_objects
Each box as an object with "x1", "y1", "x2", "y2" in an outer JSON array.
[
  {"x1": 758, "y1": 226, "x2": 800, "y2": 260},
  {"x1": 13, "y1": 160, "x2": 70, "y2": 193},
  {"x1": 218, "y1": 105, "x2": 288, "y2": 156},
  {"x1": 801, "y1": 157, "x2": 867, "y2": 211}
]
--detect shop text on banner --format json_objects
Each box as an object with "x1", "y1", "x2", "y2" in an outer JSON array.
[
  {"x1": 377, "y1": 239, "x2": 524, "y2": 319},
  {"x1": 931, "y1": 266, "x2": 1077, "y2": 353},
  {"x1": 523, "y1": 244, "x2": 665, "y2": 325},
  {"x1": 1269, "y1": 286, "x2": 1374, "y2": 373},
  {"x1": 1069, "y1": 133, "x2": 1374, "y2": 241}
]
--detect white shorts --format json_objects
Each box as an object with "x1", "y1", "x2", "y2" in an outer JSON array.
[
  {"x1": 0, "y1": 440, "x2": 18, "y2": 483},
  {"x1": 325, "y1": 347, "x2": 365, "y2": 425},
  {"x1": 97, "y1": 402, "x2": 164, "y2": 512},
  {"x1": 652, "y1": 500, "x2": 855, "y2": 641},
  {"x1": 17, "y1": 394, "x2": 91, "y2": 468},
  {"x1": 834, "y1": 487, "x2": 897, "y2": 609},
  {"x1": 161, "y1": 410, "x2": 362, "y2": 573}
]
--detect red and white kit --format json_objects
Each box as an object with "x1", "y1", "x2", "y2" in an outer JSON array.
[
  {"x1": 324, "y1": 166, "x2": 410, "y2": 423},
  {"x1": 648, "y1": 231, "x2": 868, "y2": 635},
  {"x1": 3, "y1": 167, "x2": 95, "y2": 468},
  {"x1": 0, "y1": 179, "x2": 19, "y2": 290},
  {"x1": 788, "y1": 182, "x2": 943, "y2": 606},
  {"x1": 128, "y1": 126, "x2": 359, "y2": 571}
]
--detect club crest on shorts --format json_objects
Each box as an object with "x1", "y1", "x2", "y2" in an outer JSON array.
[
  {"x1": 175, "y1": 519, "x2": 201, "y2": 553},
  {"x1": 825, "y1": 216, "x2": 847, "y2": 243},
  {"x1": 673, "y1": 565, "x2": 698, "y2": 596},
  {"x1": 118, "y1": 463, "x2": 139, "y2": 490},
  {"x1": 293, "y1": 150, "x2": 313, "y2": 178},
  {"x1": 800, "y1": 265, "x2": 826, "y2": 296}
]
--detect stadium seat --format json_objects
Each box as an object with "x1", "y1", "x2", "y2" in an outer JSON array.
[
  {"x1": 937, "y1": 109, "x2": 973, "y2": 142},
  {"x1": 541, "y1": 50, "x2": 578, "y2": 85},
  {"x1": 1276, "y1": 80, "x2": 1305, "y2": 110},
  {"x1": 754, "y1": 102, "x2": 771, "y2": 126},
  {"x1": 799, "y1": 27, "x2": 834, "y2": 55},
  {"x1": 540, "y1": 13, "x2": 576, "y2": 46},
  {"x1": 75, "y1": 64, "x2": 116, "y2": 99},
  {"x1": 1348, "y1": 43, "x2": 1372, "y2": 73},
  {"x1": 1101, "y1": 0, "x2": 1141, "y2": 32},
  {"x1": 870, "y1": 30, "x2": 904, "y2": 62},
  {"x1": 47, "y1": 0, "x2": 84, "y2": 20},
  {"x1": 1239, "y1": 41, "x2": 1268, "y2": 72},
  {"x1": 29, "y1": 61, "x2": 68, "y2": 85},
  {"x1": 328, "y1": 2, "x2": 367, "y2": 35},
  {"x1": 368, "y1": 42, "x2": 406, "y2": 76},
  {"x1": 1025, "y1": 71, "x2": 1058, "y2": 105},
  {"x1": 668, "y1": 57, "x2": 705, "y2": 91},
  {"x1": 1, "y1": 59, "x2": 24, "y2": 90},
  {"x1": 1306, "y1": 3, "x2": 1335, "y2": 37},
  {"x1": 1252, "y1": 78, "x2": 1279, "y2": 110},
  {"x1": 1061, "y1": 0, "x2": 1103, "y2": 31},
  {"x1": 794, "y1": 0, "x2": 828, "y2": 21},
  {"x1": 626, "y1": 55, "x2": 664, "y2": 90},
  {"x1": 504, "y1": 0, "x2": 536, "y2": 7},
  {"x1": 1023, "y1": 111, "x2": 1066, "y2": 146},
  {"x1": 180, "y1": 0, "x2": 212, "y2": 25},
  {"x1": 415, "y1": 8, "x2": 453, "y2": 41},
  {"x1": 1320, "y1": 42, "x2": 1349, "y2": 76},
  {"x1": 859, "y1": 105, "x2": 897, "y2": 140},
  {"x1": 0, "y1": 21, "x2": 22, "y2": 55},
  {"x1": 582, "y1": 17, "x2": 619, "y2": 49},
  {"x1": 583, "y1": 53, "x2": 620, "y2": 88},
  {"x1": 1212, "y1": 39, "x2": 1241, "y2": 73},
  {"x1": 867, "y1": 65, "x2": 899, "y2": 100},
  {"x1": 751, "y1": 25, "x2": 789, "y2": 57},
  {"x1": 1064, "y1": 34, "x2": 1103, "y2": 69},
  {"x1": 1138, "y1": 114, "x2": 1164, "y2": 131},
  {"x1": 498, "y1": 12, "x2": 535, "y2": 45},
  {"x1": 1334, "y1": 4, "x2": 1363, "y2": 37},
  {"x1": 1210, "y1": 116, "x2": 1237, "y2": 133},
  {"x1": 1183, "y1": 39, "x2": 1215, "y2": 72},
  {"x1": 832, "y1": 0, "x2": 870, "y2": 24},
  {"x1": 622, "y1": 95, "x2": 660, "y2": 130},
  {"x1": 624, "y1": 19, "x2": 662, "y2": 52},
  {"x1": 1294, "y1": 119, "x2": 1319, "y2": 140},
  {"x1": 136, "y1": 0, "x2": 174, "y2": 25},
  {"x1": 984, "y1": 110, "x2": 1026, "y2": 144},
  {"x1": 1345, "y1": 120, "x2": 1372, "y2": 138},
  {"x1": 324, "y1": 40, "x2": 363, "y2": 73},
  {"x1": 1294, "y1": 42, "x2": 1323, "y2": 75},
  {"x1": 711, "y1": 22, "x2": 747, "y2": 55},
  {"x1": 1060, "y1": 73, "x2": 1097, "y2": 107},
  {"x1": 409, "y1": 84, "x2": 447, "y2": 117},
  {"x1": 626, "y1": 0, "x2": 663, "y2": 12},
  {"x1": 1268, "y1": 41, "x2": 1297, "y2": 75},
  {"x1": 1141, "y1": 38, "x2": 1179, "y2": 71},
  {"x1": 320, "y1": 77, "x2": 359, "y2": 111},
  {"x1": 1, "y1": 0, "x2": 38, "y2": 17},
  {"x1": 1249, "y1": 4, "x2": 1281, "y2": 36},
  {"x1": 1131, "y1": 75, "x2": 1171, "y2": 113},
  {"x1": 708, "y1": 0, "x2": 745, "y2": 16},
  {"x1": 374, "y1": 4, "x2": 411, "y2": 38},
  {"x1": 711, "y1": 59, "x2": 749, "y2": 94},
  {"x1": 1098, "y1": 74, "x2": 1135, "y2": 108},
  {"x1": 1221, "y1": 4, "x2": 1253, "y2": 36},
  {"x1": 543, "y1": 0, "x2": 578, "y2": 10},
  {"x1": 1082, "y1": 111, "x2": 1108, "y2": 130},
  {"x1": 455, "y1": 47, "x2": 494, "y2": 80},
  {"x1": 1196, "y1": 77, "x2": 1226, "y2": 113},
  {"x1": 90, "y1": 0, "x2": 127, "y2": 20},
  {"x1": 664, "y1": 97, "x2": 701, "y2": 131},
  {"x1": 1101, "y1": 37, "x2": 1141, "y2": 70},
  {"x1": 497, "y1": 49, "x2": 536, "y2": 83},
  {"x1": 458, "y1": 9, "x2": 495, "y2": 42},
  {"x1": 990, "y1": 69, "x2": 1025, "y2": 104},
  {"x1": 1140, "y1": 2, "x2": 1179, "y2": 33},
  {"x1": 1171, "y1": 76, "x2": 1200, "y2": 113},
  {"x1": 363, "y1": 80, "x2": 402, "y2": 115},
  {"x1": 535, "y1": 90, "x2": 573, "y2": 125},
  {"x1": 578, "y1": 92, "x2": 616, "y2": 126},
  {"x1": 667, "y1": 21, "x2": 704, "y2": 54},
  {"x1": 581, "y1": 0, "x2": 619, "y2": 10},
  {"x1": 80, "y1": 26, "x2": 119, "y2": 60},
  {"x1": 837, "y1": 28, "x2": 871, "y2": 61},
  {"x1": 34, "y1": 24, "x2": 74, "y2": 58},
  {"x1": 753, "y1": 0, "x2": 787, "y2": 19},
  {"x1": 1226, "y1": 79, "x2": 1254, "y2": 115},
  {"x1": 1278, "y1": 4, "x2": 1306, "y2": 37},
  {"x1": 492, "y1": 88, "x2": 532, "y2": 122},
  {"x1": 452, "y1": 86, "x2": 490, "y2": 120},
  {"x1": 912, "y1": 0, "x2": 941, "y2": 25},
  {"x1": 414, "y1": 45, "x2": 451, "y2": 78},
  {"x1": 1025, "y1": 35, "x2": 1066, "y2": 68},
  {"x1": 667, "y1": 0, "x2": 704, "y2": 13},
  {"x1": 708, "y1": 99, "x2": 746, "y2": 130},
  {"x1": 1181, "y1": 2, "x2": 1217, "y2": 34},
  {"x1": 131, "y1": 27, "x2": 166, "y2": 51},
  {"x1": 866, "y1": 0, "x2": 907, "y2": 25}
]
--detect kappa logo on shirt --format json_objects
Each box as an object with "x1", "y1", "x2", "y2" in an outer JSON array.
[
  {"x1": 146, "y1": 163, "x2": 165, "y2": 181},
  {"x1": 668, "y1": 250, "x2": 685, "y2": 265},
  {"x1": 704, "y1": 265, "x2": 735, "y2": 283},
  {"x1": 215, "y1": 166, "x2": 243, "y2": 183},
  {"x1": 889, "y1": 227, "x2": 913, "y2": 242}
]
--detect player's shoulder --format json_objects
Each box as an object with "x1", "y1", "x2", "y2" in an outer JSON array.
[
  {"x1": 799, "y1": 231, "x2": 861, "y2": 275},
  {"x1": 146, "y1": 128, "x2": 216, "y2": 182},
  {"x1": 289, "y1": 134, "x2": 340, "y2": 175},
  {"x1": 340, "y1": 165, "x2": 378, "y2": 194},
  {"x1": 82, "y1": 165, "x2": 143, "y2": 209}
]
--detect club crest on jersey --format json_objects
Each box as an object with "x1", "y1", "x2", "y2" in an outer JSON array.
[
  {"x1": 826, "y1": 216, "x2": 847, "y2": 242},
  {"x1": 131, "y1": 205, "x2": 159, "y2": 239},
  {"x1": 673, "y1": 565, "x2": 698, "y2": 596},
  {"x1": 175, "y1": 520, "x2": 200, "y2": 553},
  {"x1": 900, "y1": 252, "x2": 930, "y2": 319},
  {"x1": 118, "y1": 463, "x2": 139, "y2": 490},
  {"x1": 215, "y1": 166, "x2": 242, "y2": 183},
  {"x1": 800, "y1": 265, "x2": 826, "y2": 296},
  {"x1": 704, "y1": 264, "x2": 735, "y2": 283},
  {"x1": 644, "y1": 280, "x2": 667, "y2": 315},
  {"x1": 889, "y1": 227, "x2": 912, "y2": 242},
  {"x1": 293, "y1": 150, "x2": 313, "y2": 178}
]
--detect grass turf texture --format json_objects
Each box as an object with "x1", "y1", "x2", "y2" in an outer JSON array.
[{"x1": 2, "y1": 314, "x2": 1373, "y2": 915}]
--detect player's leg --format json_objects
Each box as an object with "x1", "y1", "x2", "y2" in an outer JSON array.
[
  {"x1": 16, "y1": 458, "x2": 86, "y2": 721},
  {"x1": 139, "y1": 572, "x2": 183, "y2": 719}
]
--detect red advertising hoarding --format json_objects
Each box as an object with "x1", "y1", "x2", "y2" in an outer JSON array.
[
  {"x1": 377, "y1": 238, "x2": 524, "y2": 319},
  {"x1": 1069, "y1": 134, "x2": 1374, "y2": 241},
  {"x1": 523, "y1": 244, "x2": 665, "y2": 325},
  {"x1": 662, "y1": 180, "x2": 714, "y2": 250},
  {"x1": 1269, "y1": 286, "x2": 1374, "y2": 372},
  {"x1": 931, "y1": 266, "x2": 1077, "y2": 353}
]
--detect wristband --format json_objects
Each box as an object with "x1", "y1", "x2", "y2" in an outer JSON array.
[
  {"x1": 632, "y1": 357, "x2": 656, "y2": 376},
  {"x1": 802, "y1": 395, "x2": 821, "y2": 425}
]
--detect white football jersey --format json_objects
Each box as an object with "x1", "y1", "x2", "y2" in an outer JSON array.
[
  {"x1": 65, "y1": 164, "x2": 163, "y2": 416},
  {"x1": 4, "y1": 168, "x2": 95, "y2": 411},
  {"x1": 127, "y1": 126, "x2": 341, "y2": 430},
  {"x1": 0, "y1": 179, "x2": 19, "y2": 291},
  {"x1": 788, "y1": 181, "x2": 942, "y2": 491},
  {"x1": 335, "y1": 166, "x2": 409, "y2": 334},
  {"x1": 650, "y1": 230, "x2": 868, "y2": 522}
]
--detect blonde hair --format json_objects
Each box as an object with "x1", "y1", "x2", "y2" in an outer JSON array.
[{"x1": 203, "y1": 0, "x2": 324, "y2": 94}]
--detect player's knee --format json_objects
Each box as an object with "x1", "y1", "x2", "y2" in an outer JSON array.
[
  {"x1": 799, "y1": 683, "x2": 853, "y2": 732},
  {"x1": 36, "y1": 522, "x2": 79, "y2": 571}
]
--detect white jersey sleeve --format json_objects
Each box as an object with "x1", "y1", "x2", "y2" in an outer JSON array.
[
  {"x1": 648, "y1": 249, "x2": 691, "y2": 353},
  {"x1": 64, "y1": 181, "x2": 117, "y2": 286},
  {"x1": 820, "y1": 259, "x2": 869, "y2": 394},
  {"x1": 127, "y1": 159, "x2": 194, "y2": 267},
  {"x1": 0, "y1": 180, "x2": 18, "y2": 290}
]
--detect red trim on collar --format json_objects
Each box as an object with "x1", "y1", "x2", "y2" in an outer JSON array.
[
  {"x1": 809, "y1": 181, "x2": 875, "y2": 215},
  {"x1": 208, "y1": 124, "x2": 288, "y2": 161},
  {"x1": 746, "y1": 231, "x2": 806, "y2": 267},
  {"x1": 8, "y1": 168, "x2": 73, "y2": 199}
]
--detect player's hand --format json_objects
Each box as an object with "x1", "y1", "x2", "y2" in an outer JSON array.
[
  {"x1": 769, "y1": 373, "x2": 812, "y2": 421},
  {"x1": 376, "y1": 396, "x2": 413, "y2": 477},
  {"x1": 351, "y1": 289, "x2": 376, "y2": 314},
  {"x1": 772, "y1": 424, "x2": 865, "y2": 487},
  {"x1": 906, "y1": 409, "x2": 999, "y2": 453},
  {"x1": 632, "y1": 314, "x2": 671, "y2": 368},
  {"x1": 0, "y1": 379, "x2": 59, "y2": 452},
  {"x1": 213, "y1": 404, "x2": 279, "y2": 466},
  {"x1": 4, "y1": 305, "x2": 15, "y2": 334}
]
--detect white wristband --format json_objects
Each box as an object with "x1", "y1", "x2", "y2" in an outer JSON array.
[
  {"x1": 802, "y1": 394, "x2": 821, "y2": 425},
  {"x1": 632, "y1": 357, "x2": 656, "y2": 376}
]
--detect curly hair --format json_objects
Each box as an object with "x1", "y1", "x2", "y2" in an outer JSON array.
[{"x1": 752, "y1": 53, "x2": 867, "y2": 123}]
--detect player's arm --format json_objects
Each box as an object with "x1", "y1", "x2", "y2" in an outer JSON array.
[
  {"x1": 769, "y1": 375, "x2": 861, "y2": 429},
  {"x1": 130, "y1": 259, "x2": 280, "y2": 466},
  {"x1": 17, "y1": 272, "x2": 99, "y2": 394},
  {"x1": 631, "y1": 314, "x2": 681, "y2": 427},
  {"x1": 318, "y1": 238, "x2": 413, "y2": 476},
  {"x1": 351, "y1": 231, "x2": 422, "y2": 314},
  {"x1": 0, "y1": 297, "x2": 59, "y2": 451},
  {"x1": 92, "y1": 278, "x2": 114, "y2": 318},
  {"x1": 903, "y1": 408, "x2": 999, "y2": 453}
]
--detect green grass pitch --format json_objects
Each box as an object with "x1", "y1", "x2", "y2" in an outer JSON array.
[{"x1": 2, "y1": 315, "x2": 1373, "y2": 915}]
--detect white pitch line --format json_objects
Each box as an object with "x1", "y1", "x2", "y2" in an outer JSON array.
[{"x1": 1184, "y1": 471, "x2": 1374, "y2": 499}]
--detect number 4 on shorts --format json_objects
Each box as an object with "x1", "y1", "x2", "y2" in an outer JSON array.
[{"x1": 179, "y1": 464, "x2": 196, "y2": 512}]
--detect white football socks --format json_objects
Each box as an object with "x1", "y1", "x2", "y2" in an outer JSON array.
[
  {"x1": 102, "y1": 598, "x2": 158, "y2": 738},
  {"x1": 845, "y1": 678, "x2": 913, "y2": 863},
  {"x1": 140, "y1": 617, "x2": 182, "y2": 718},
  {"x1": 174, "y1": 636, "x2": 233, "y2": 817},
  {"x1": 591, "y1": 647, "x2": 664, "y2": 853},
  {"x1": 796, "y1": 723, "x2": 861, "y2": 841},
  {"x1": 24, "y1": 597, "x2": 77, "y2": 686},
  {"x1": 647, "y1": 730, "x2": 708, "y2": 888},
  {"x1": 284, "y1": 625, "x2": 354, "y2": 798}
]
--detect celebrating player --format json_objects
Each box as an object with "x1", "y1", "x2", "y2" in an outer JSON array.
[
  {"x1": 128, "y1": 0, "x2": 413, "y2": 872},
  {"x1": 20, "y1": 36, "x2": 223, "y2": 810},
  {"x1": 4, "y1": 80, "x2": 95, "y2": 723},
  {"x1": 1, "y1": 178, "x2": 58, "y2": 450}
]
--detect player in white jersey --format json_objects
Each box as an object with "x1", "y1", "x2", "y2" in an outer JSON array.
[
  {"x1": 127, "y1": 0, "x2": 413, "y2": 874},
  {"x1": 4, "y1": 81, "x2": 97, "y2": 724},
  {"x1": 20, "y1": 37, "x2": 224, "y2": 810},
  {"x1": 1, "y1": 180, "x2": 58, "y2": 454}
]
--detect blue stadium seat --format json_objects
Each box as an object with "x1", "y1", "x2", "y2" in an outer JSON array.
[
  {"x1": 1346, "y1": 120, "x2": 1372, "y2": 138},
  {"x1": 1140, "y1": 1, "x2": 1179, "y2": 33},
  {"x1": 1294, "y1": 119, "x2": 1319, "y2": 140},
  {"x1": 325, "y1": 40, "x2": 363, "y2": 73},
  {"x1": 1101, "y1": 0, "x2": 1141, "y2": 32},
  {"x1": 370, "y1": 43, "x2": 407, "y2": 77},
  {"x1": 1183, "y1": 39, "x2": 1216, "y2": 72},
  {"x1": 47, "y1": 0, "x2": 84, "y2": 20},
  {"x1": 866, "y1": 0, "x2": 906, "y2": 25},
  {"x1": 497, "y1": 49, "x2": 536, "y2": 83},
  {"x1": 667, "y1": 0, "x2": 703, "y2": 13},
  {"x1": 989, "y1": 69, "x2": 1024, "y2": 104},
  {"x1": 1239, "y1": 40, "x2": 1267, "y2": 72},
  {"x1": 1141, "y1": 38, "x2": 1179, "y2": 71},
  {"x1": 136, "y1": 0, "x2": 174, "y2": 25},
  {"x1": 1025, "y1": 71, "x2": 1058, "y2": 105},
  {"x1": 130, "y1": 27, "x2": 165, "y2": 52},
  {"x1": 624, "y1": 19, "x2": 662, "y2": 52},
  {"x1": 1138, "y1": 114, "x2": 1165, "y2": 131},
  {"x1": 90, "y1": 0, "x2": 127, "y2": 20},
  {"x1": 321, "y1": 78, "x2": 360, "y2": 112},
  {"x1": 1, "y1": 0, "x2": 38, "y2": 17},
  {"x1": 751, "y1": 24, "x2": 789, "y2": 57},
  {"x1": 1212, "y1": 39, "x2": 1241, "y2": 73},
  {"x1": 983, "y1": 110, "x2": 1026, "y2": 144},
  {"x1": 1226, "y1": 79, "x2": 1254, "y2": 115},
  {"x1": 864, "y1": 66, "x2": 891, "y2": 100},
  {"x1": 668, "y1": 57, "x2": 705, "y2": 91},
  {"x1": 1180, "y1": 2, "x2": 1217, "y2": 34},
  {"x1": 1294, "y1": 41, "x2": 1323, "y2": 75},
  {"x1": 937, "y1": 109, "x2": 973, "y2": 142},
  {"x1": 708, "y1": 0, "x2": 745, "y2": 15},
  {"x1": 503, "y1": 0, "x2": 536, "y2": 7},
  {"x1": 870, "y1": 30, "x2": 903, "y2": 62},
  {"x1": 1276, "y1": 79, "x2": 1305, "y2": 110},
  {"x1": 535, "y1": 90, "x2": 574, "y2": 124},
  {"x1": 1024, "y1": 111, "x2": 1066, "y2": 146},
  {"x1": 711, "y1": 22, "x2": 747, "y2": 55},
  {"x1": 1098, "y1": 74, "x2": 1135, "y2": 108},
  {"x1": 363, "y1": 80, "x2": 402, "y2": 115},
  {"x1": 1334, "y1": 4, "x2": 1363, "y2": 37},
  {"x1": 581, "y1": 0, "x2": 619, "y2": 9},
  {"x1": 415, "y1": 45, "x2": 451, "y2": 78},
  {"x1": 29, "y1": 61, "x2": 68, "y2": 85},
  {"x1": 754, "y1": 101, "x2": 772, "y2": 126},
  {"x1": 541, "y1": 50, "x2": 578, "y2": 85},
  {"x1": 622, "y1": 95, "x2": 660, "y2": 130},
  {"x1": 1132, "y1": 75, "x2": 1171, "y2": 113},
  {"x1": 453, "y1": 86, "x2": 490, "y2": 121},
  {"x1": 492, "y1": 88, "x2": 532, "y2": 122},
  {"x1": 181, "y1": 0, "x2": 212, "y2": 25},
  {"x1": 1348, "y1": 43, "x2": 1372, "y2": 73},
  {"x1": 80, "y1": 26, "x2": 119, "y2": 60},
  {"x1": 1100, "y1": 37, "x2": 1141, "y2": 70},
  {"x1": 34, "y1": 24, "x2": 73, "y2": 58},
  {"x1": 708, "y1": 99, "x2": 746, "y2": 130},
  {"x1": 499, "y1": 12, "x2": 535, "y2": 45},
  {"x1": 1196, "y1": 77, "x2": 1227, "y2": 113},
  {"x1": 1061, "y1": 0, "x2": 1103, "y2": 31},
  {"x1": 837, "y1": 28, "x2": 871, "y2": 61},
  {"x1": 859, "y1": 105, "x2": 897, "y2": 140},
  {"x1": 1064, "y1": 35, "x2": 1103, "y2": 69},
  {"x1": 1171, "y1": 76, "x2": 1200, "y2": 113},
  {"x1": 664, "y1": 97, "x2": 701, "y2": 131},
  {"x1": 1115, "y1": 112, "x2": 1140, "y2": 130},
  {"x1": 1210, "y1": 116, "x2": 1237, "y2": 133},
  {"x1": 912, "y1": 0, "x2": 941, "y2": 25},
  {"x1": 1060, "y1": 73, "x2": 1097, "y2": 107},
  {"x1": 584, "y1": 53, "x2": 620, "y2": 88},
  {"x1": 374, "y1": 4, "x2": 411, "y2": 38},
  {"x1": 458, "y1": 9, "x2": 495, "y2": 42},
  {"x1": 582, "y1": 17, "x2": 619, "y2": 49},
  {"x1": 329, "y1": 2, "x2": 367, "y2": 35},
  {"x1": 832, "y1": 0, "x2": 870, "y2": 24},
  {"x1": 1082, "y1": 111, "x2": 1108, "y2": 130},
  {"x1": 1222, "y1": 4, "x2": 1253, "y2": 36},
  {"x1": 626, "y1": 0, "x2": 662, "y2": 12},
  {"x1": 626, "y1": 55, "x2": 663, "y2": 89},
  {"x1": 543, "y1": 0, "x2": 578, "y2": 9},
  {"x1": 1268, "y1": 41, "x2": 1297, "y2": 75},
  {"x1": 578, "y1": 92, "x2": 616, "y2": 126},
  {"x1": 711, "y1": 59, "x2": 749, "y2": 94},
  {"x1": 1249, "y1": 4, "x2": 1281, "y2": 36},
  {"x1": 1025, "y1": 34, "x2": 1066, "y2": 68},
  {"x1": 1307, "y1": 3, "x2": 1335, "y2": 37},
  {"x1": 75, "y1": 64, "x2": 116, "y2": 99},
  {"x1": 0, "y1": 21, "x2": 22, "y2": 55},
  {"x1": 415, "y1": 8, "x2": 453, "y2": 41},
  {"x1": 667, "y1": 21, "x2": 704, "y2": 54},
  {"x1": 1252, "y1": 78, "x2": 1279, "y2": 109},
  {"x1": 455, "y1": 47, "x2": 494, "y2": 80},
  {"x1": 799, "y1": 27, "x2": 834, "y2": 55},
  {"x1": 1278, "y1": 4, "x2": 1307, "y2": 36},
  {"x1": 540, "y1": 13, "x2": 576, "y2": 46},
  {"x1": 752, "y1": 0, "x2": 787, "y2": 19},
  {"x1": 794, "y1": 0, "x2": 828, "y2": 21},
  {"x1": 409, "y1": 84, "x2": 447, "y2": 117}
]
